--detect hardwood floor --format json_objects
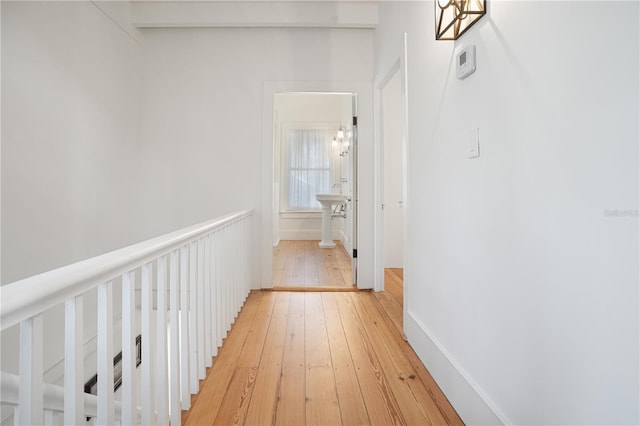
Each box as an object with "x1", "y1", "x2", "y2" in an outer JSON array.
[
  {"x1": 273, "y1": 240, "x2": 353, "y2": 288},
  {"x1": 183, "y1": 285, "x2": 463, "y2": 425},
  {"x1": 372, "y1": 268, "x2": 404, "y2": 337}
]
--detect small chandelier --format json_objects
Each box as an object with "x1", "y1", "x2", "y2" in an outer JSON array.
[
  {"x1": 435, "y1": 0, "x2": 486, "y2": 41},
  {"x1": 333, "y1": 126, "x2": 350, "y2": 157}
]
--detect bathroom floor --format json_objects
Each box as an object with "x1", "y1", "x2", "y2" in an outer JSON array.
[{"x1": 273, "y1": 240, "x2": 354, "y2": 288}]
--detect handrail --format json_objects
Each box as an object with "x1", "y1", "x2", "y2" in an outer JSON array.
[
  {"x1": 1, "y1": 209, "x2": 254, "y2": 425},
  {"x1": 0, "y1": 209, "x2": 252, "y2": 331}
]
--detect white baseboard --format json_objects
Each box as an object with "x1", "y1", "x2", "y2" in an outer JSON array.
[
  {"x1": 404, "y1": 310, "x2": 510, "y2": 425},
  {"x1": 279, "y1": 229, "x2": 342, "y2": 240}
]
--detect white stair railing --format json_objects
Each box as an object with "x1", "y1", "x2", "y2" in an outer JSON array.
[{"x1": 0, "y1": 210, "x2": 254, "y2": 425}]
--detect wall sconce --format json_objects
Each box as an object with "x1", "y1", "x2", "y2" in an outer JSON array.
[
  {"x1": 334, "y1": 126, "x2": 350, "y2": 157},
  {"x1": 435, "y1": 0, "x2": 486, "y2": 41}
]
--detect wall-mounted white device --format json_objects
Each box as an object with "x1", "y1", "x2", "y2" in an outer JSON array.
[
  {"x1": 456, "y1": 45, "x2": 476, "y2": 80},
  {"x1": 469, "y1": 127, "x2": 480, "y2": 159}
]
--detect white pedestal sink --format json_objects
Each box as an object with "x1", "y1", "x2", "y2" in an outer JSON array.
[{"x1": 316, "y1": 193, "x2": 348, "y2": 249}]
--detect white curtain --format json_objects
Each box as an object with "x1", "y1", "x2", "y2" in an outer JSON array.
[{"x1": 287, "y1": 129, "x2": 335, "y2": 209}]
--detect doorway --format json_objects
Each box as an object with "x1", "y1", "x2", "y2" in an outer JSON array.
[
  {"x1": 271, "y1": 92, "x2": 358, "y2": 289},
  {"x1": 382, "y1": 69, "x2": 405, "y2": 274},
  {"x1": 374, "y1": 34, "x2": 409, "y2": 315},
  {"x1": 260, "y1": 80, "x2": 372, "y2": 290}
]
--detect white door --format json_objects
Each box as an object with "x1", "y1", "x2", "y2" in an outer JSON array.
[{"x1": 382, "y1": 71, "x2": 404, "y2": 268}]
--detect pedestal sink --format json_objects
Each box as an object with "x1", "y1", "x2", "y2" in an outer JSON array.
[{"x1": 316, "y1": 193, "x2": 348, "y2": 248}]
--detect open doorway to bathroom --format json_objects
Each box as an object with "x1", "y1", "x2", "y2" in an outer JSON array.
[{"x1": 272, "y1": 92, "x2": 357, "y2": 289}]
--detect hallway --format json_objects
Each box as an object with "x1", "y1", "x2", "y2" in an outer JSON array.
[
  {"x1": 183, "y1": 287, "x2": 462, "y2": 425},
  {"x1": 3, "y1": 1, "x2": 636, "y2": 423}
]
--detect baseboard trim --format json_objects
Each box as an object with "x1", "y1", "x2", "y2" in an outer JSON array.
[
  {"x1": 339, "y1": 230, "x2": 352, "y2": 256},
  {"x1": 279, "y1": 230, "x2": 342, "y2": 240},
  {"x1": 405, "y1": 310, "x2": 511, "y2": 425},
  {"x1": 269, "y1": 286, "x2": 358, "y2": 292}
]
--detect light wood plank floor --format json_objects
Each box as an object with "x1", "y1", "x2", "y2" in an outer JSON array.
[
  {"x1": 372, "y1": 268, "x2": 404, "y2": 337},
  {"x1": 273, "y1": 240, "x2": 354, "y2": 288},
  {"x1": 183, "y1": 287, "x2": 463, "y2": 425}
]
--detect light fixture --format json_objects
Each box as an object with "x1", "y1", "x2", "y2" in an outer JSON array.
[
  {"x1": 435, "y1": 0, "x2": 486, "y2": 41},
  {"x1": 335, "y1": 126, "x2": 350, "y2": 157}
]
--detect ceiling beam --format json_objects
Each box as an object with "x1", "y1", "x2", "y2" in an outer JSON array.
[{"x1": 131, "y1": 1, "x2": 378, "y2": 29}]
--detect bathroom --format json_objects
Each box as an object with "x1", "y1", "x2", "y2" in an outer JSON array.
[{"x1": 272, "y1": 92, "x2": 355, "y2": 286}]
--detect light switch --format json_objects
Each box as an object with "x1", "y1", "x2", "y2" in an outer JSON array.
[{"x1": 469, "y1": 128, "x2": 480, "y2": 159}]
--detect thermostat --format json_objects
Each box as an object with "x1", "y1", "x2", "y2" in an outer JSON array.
[{"x1": 456, "y1": 45, "x2": 476, "y2": 80}]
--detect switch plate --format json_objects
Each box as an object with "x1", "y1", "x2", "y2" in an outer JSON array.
[{"x1": 469, "y1": 128, "x2": 480, "y2": 159}]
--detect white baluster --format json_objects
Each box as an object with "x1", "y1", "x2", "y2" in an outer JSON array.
[
  {"x1": 209, "y1": 233, "x2": 220, "y2": 356},
  {"x1": 230, "y1": 225, "x2": 236, "y2": 326},
  {"x1": 243, "y1": 217, "x2": 249, "y2": 294},
  {"x1": 233, "y1": 224, "x2": 240, "y2": 316},
  {"x1": 169, "y1": 251, "x2": 181, "y2": 426},
  {"x1": 188, "y1": 242, "x2": 198, "y2": 393},
  {"x1": 247, "y1": 216, "x2": 253, "y2": 294},
  {"x1": 229, "y1": 224, "x2": 235, "y2": 318},
  {"x1": 224, "y1": 226, "x2": 231, "y2": 332},
  {"x1": 97, "y1": 282, "x2": 114, "y2": 426},
  {"x1": 214, "y1": 231, "x2": 223, "y2": 348},
  {"x1": 156, "y1": 257, "x2": 169, "y2": 425},
  {"x1": 246, "y1": 220, "x2": 250, "y2": 286},
  {"x1": 232, "y1": 226, "x2": 236, "y2": 313},
  {"x1": 211, "y1": 233, "x2": 218, "y2": 354},
  {"x1": 64, "y1": 296, "x2": 83, "y2": 426},
  {"x1": 141, "y1": 263, "x2": 155, "y2": 425},
  {"x1": 179, "y1": 246, "x2": 191, "y2": 408},
  {"x1": 229, "y1": 225, "x2": 235, "y2": 320},
  {"x1": 204, "y1": 235, "x2": 212, "y2": 365},
  {"x1": 18, "y1": 315, "x2": 43, "y2": 425},
  {"x1": 219, "y1": 229, "x2": 226, "y2": 339},
  {"x1": 121, "y1": 271, "x2": 136, "y2": 425},
  {"x1": 197, "y1": 239, "x2": 205, "y2": 379},
  {"x1": 243, "y1": 220, "x2": 248, "y2": 295},
  {"x1": 239, "y1": 218, "x2": 244, "y2": 296}
]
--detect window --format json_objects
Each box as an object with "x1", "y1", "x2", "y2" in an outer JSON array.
[{"x1": 285, "y1": 129, "x2": 336, "y2": 210}]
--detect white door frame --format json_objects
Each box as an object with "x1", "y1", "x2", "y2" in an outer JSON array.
[
  {"x1": 261, "y1": 80, "x2": 374, "y2": 289},
  {"x1": 373, "y1": 34, "x2": 409, "y2": 297}
]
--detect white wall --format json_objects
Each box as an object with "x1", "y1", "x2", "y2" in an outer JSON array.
[
  {"x1": 374, "y1": 1, "x2": 639, "y2": 424},
  {"x1": 1, "y1": 1, "x2": 144, "y2": 420},
  {"x1": 1, "y1": 0, "x2": 144, "y2": 284},
  {"x1": 140, "y1": 27, "x2": 373, "y2": 288}
]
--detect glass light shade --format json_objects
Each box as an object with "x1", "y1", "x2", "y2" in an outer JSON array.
[
  {"x1": 337, "y1": 129, "x2": 344, "y2": 139},
  {"x1": 435, "y1": 0, "x2": 486, "y2": 41}
]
